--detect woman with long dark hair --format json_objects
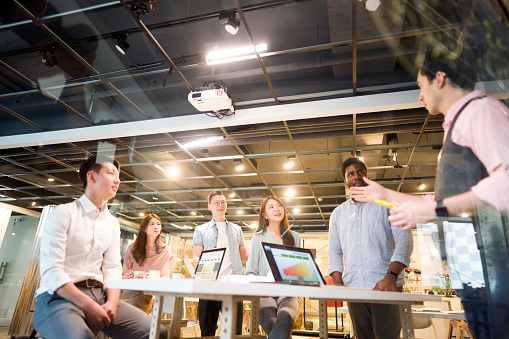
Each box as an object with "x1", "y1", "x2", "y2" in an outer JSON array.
[
  {"x1": 122, "y1": 213, "x2": 173, "y2": 312},
  {"x1": 245, "y1": 196, "x2": 301, "y2": 339}
]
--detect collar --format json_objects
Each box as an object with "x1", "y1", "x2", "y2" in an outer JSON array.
[
  {"x1": 347, "y1": 197, "x2": 365, "y2": 206},
  {"x1": 209, "y1": 219, "x2": 229, "y2": 229},
  {"x1": 79, "y1": 194, "x2": 108, "y2": 214},
  {"x1": 443, "y1": 90, "x2": 485, "y2": 130}
]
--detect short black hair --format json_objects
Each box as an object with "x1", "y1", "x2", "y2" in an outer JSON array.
[
  {"x1": 78, "y1": 155, "x2": 119, "y2": 188},
  {"x1": 208, "y1": 190, "x2": 225, "y2": 204},
  {"x1": 418, "y1": 51, "x2": 475, "y2": 91},
  {"x1": 341, "y1": 157, "x2": 367, "y2": 179}
]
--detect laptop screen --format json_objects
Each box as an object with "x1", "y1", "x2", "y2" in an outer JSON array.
[
  {"x1": 262, "y1": 242, "x2": 326, "y2": 286},
  {"x1": 194, "y1": 247, "x2": 226, "y2": 280}
]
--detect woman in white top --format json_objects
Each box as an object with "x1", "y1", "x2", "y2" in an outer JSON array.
[{"x1": 245, "y1": 196, "x2": 301, "y2": 339}]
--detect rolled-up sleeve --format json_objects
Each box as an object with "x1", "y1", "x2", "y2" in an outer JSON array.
[
  {"x1": 192, "y1": 227, "x2": 204, "y2": 246},
  {"x1": 39, "y1": 206, "x2": 73, "y2": 294},
  {"x1": 328, "y1": 208, "x2": 344, "y2": 275},
  {"x1": 390, "y1": 221, "x2": 412, "y2": 267}
]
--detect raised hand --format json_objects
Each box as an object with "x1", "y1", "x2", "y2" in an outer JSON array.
[{"x1": 348, "y1": 177, "x2": 387, "y2": 202}]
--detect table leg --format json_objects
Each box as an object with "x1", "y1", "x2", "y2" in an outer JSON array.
[
  {"x1": 250, "y1": 298, "x2": 260, "y2": 336},
  {"x1": 399, "y1": 304, "x2": 415, "y2": 339},
  {"x1": 169, "y1": 297, "x2": 184, "y2": 339},
  {"x1": 319, "y1": 299, "x2": 329, "y2": 339},
  {"x1": 150, "y1": 295, "x2": 162, "y2": 339},
  {"x1": 219, "y1": 295, "x2": 236, "y2": 339}
]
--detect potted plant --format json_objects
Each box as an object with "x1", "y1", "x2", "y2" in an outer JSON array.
[{"x1": 173, "y1": 263, "x2": 188, "y2": 279}]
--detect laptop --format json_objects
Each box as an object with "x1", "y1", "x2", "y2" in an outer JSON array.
[
  {"x1": 193, "y1": 247, "x2": 226, "y2": 280},
  {"x1": 262, "y1": 242, "x2": 326, "y2": 286}
]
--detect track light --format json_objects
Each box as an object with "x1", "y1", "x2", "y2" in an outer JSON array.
[
  {"x1": 365, "y1": 0, "x2": 381, "y2": 11},
  {"x1": 219, "y1": 11, "x2": 241, "y2": 35},
  {"x1": 42, "y1": 48, "x2": 58, "y2": 67},
  {"x1": 114, "y1": 35, "x2": 130, "y2": 55}
]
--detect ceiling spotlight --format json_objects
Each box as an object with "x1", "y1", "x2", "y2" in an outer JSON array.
[
  {"x1": 42, "y1": 48, "x2": 58, "y2": 67},
  {"x1": 114, "y1": 34, "x2": 130, "y2": 55},
  {"x1": 139, "y1": 212, "x2": 145, "y2": 217},
  {"x1": 31, "y1": 201, "x2": 36, "y2": 206},
  {"x1": 248, "y1": 223, "x2": 257, "y2": 229},
  {"x1": 293, "y1": 208, "x2": 300, "y2": 214},
  {"x1": 219, "y1": 11, "x2": 241, "y2": 35},
  {"x1": 191, "y1": 211, "x2": 197, "y2": 216},
  {"x1": 461, "y1": 212, "x2": 469, "y2": 218},
  {"x1": 229, "y1": 193, "x2": 235, "y2": 198},
  {"x1": 418, "y1": 182, "x2": 426, "y2": 190},
  {"x1": 285, "y1": 155, "x2": 296, "y2": 169},
  {"x1": 166, "y1": 166, "x2": 179, "y2": 177},
  {"x1": 365, "y1": 0, "x2": 381, "y2": 11},
  {"x1": 285, "y1": 188, "x2": 296, "y2": 197},
  {"x1": 48, "y1": 178, "x2": 55, "y2": 182},
  {"x1": 237, "y1": 210, "x2": 244, "y2": 214},
  {"x1": 234, "y1": 159, "x2": 244, "y2": 171},
  {"x1": 353, "y1": 150, "x2": 364, "y2": 163}
]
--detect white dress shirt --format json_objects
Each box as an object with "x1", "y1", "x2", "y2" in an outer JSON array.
[{"x1": 36, "y1": 195, "x2": 122, "y2": 296}]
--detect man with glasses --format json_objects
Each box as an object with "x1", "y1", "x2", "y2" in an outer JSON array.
[{"x1": 192, "y1": 190, "x2": 249, "y2": 336}]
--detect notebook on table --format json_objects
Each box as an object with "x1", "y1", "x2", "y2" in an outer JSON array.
[
  {"x1": 193, "y1": 247, "x2": 226, "y2": 280},
  {"x1": 261, "y1": 242, "x2": 326, "y2": 287}
]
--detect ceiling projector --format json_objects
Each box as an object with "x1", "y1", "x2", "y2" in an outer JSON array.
[{"x1": 188, "y1": 88, "x2": 233, "y2": 113}]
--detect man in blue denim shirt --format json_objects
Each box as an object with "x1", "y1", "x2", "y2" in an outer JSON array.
[
  {"x1": 328, "y1": 158, "x2": 412, "y2": 339},
  {"x1": 192, "y1": 190, "x2": 249, "y2": 336}
]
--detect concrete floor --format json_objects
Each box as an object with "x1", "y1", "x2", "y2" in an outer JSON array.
[{"x1": 0, "y1": 326, "x2": 337, "y2": 339}]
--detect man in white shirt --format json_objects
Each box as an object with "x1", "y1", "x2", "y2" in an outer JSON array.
[
  {"x1": 33, "y1": 155, "x2": 167, "y2": 339},
  {"x1": 192, "y1": 190, "x2": 249, "y2": 336}
]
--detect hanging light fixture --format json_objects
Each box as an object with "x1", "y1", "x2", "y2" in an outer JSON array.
[
  {"x1": 42, "y1": 47, "x2": 58, "y2": 67},
  {"x1": 365, "y1": 0, "x2": 381, "y2": 11},
  {"x1": 114, "y1": 34, "x2": 130, "y2": 55},
  {"x1": 219, "y1": 11, "x2": 241, "y2": 35}
]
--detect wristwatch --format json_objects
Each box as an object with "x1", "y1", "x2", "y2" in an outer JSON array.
[
  {"x1": 386, "y1": 270, "x2": 398, "y2": 279},
  {"x1": 435, "y1": 200, "x2": 449, "y2": 217}
]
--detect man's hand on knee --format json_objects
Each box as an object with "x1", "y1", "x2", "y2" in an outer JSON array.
[{"x1": 84, "y1": 301, "x2": 112, "y2": 333}]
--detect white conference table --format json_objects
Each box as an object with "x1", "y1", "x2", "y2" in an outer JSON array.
[{"x1": 110, "y1": 279, "x2": 441, "y2": 339}]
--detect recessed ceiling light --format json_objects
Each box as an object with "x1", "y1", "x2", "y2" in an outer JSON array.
[
  {"x1": 461, "y1": 212, "x2": 469, "y2": 218},
  {"x1": 31, "y1": 201, "x2": 36, "y2": 206},
  {"x1": 418, "y1": 182, "x2": 426, "y2": 190},
  {"x1": 139, "y1": 212, "x2": 145, "y2": 217},
  {"x1": 48, "y1": 178, "x2": 55, "y2": 182},
  {"x1": 237, "y1": 210, "x2": 243, "y2": 214},
  {"x1": 191, "y1": 211, "x2": 197, "y2": 215},
  {"x1": 293, "y1": 208, "x2": 300, "y2": 214},
  {"x1": 229, "y1": 193, "x2": 235, "y2": 198}
]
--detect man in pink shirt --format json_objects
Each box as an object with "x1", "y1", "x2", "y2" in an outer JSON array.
[{"x1": 350, "y1": 53, "x2": 509, "y2": 338}]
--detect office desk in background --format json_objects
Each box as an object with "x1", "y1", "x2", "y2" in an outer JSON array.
[{"x1": 109, "y1": 279, "x2": 441, "y2": 339}]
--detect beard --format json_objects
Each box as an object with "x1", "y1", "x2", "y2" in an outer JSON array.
[{"x1": 352, "y1": 179, "x2": 368, "y2": 187}]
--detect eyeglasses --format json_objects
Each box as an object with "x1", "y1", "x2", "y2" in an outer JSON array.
[{"x1": 212, "y1": 201, "x2": 227, "y2": 206}]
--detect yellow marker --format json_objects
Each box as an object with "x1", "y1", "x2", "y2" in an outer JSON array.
[{"x1": 375, "y1": 199, "x2": 395, "y2": 209}]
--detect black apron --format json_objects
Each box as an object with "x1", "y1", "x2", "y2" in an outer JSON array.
[{"x1": 435, "y1": 96, "x2": 509, "y2": 339}]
